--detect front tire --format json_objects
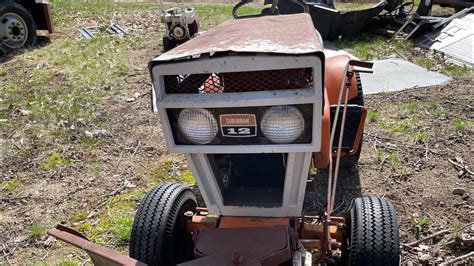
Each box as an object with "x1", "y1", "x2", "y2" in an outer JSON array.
[
  {"x1": 348, "y1": 196, "x2": 400, "y2": 266},
  {"x1": 129, "y1": 183, "x2": 197, "y2": 265},
  {"x1": 0, "y1": 0, "x2": 37, "y2": 54}
]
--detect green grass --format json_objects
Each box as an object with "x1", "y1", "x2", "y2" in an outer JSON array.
[
  {"x1": 441, "y1": 64, "x2": 472, "y2": 79},
  {"x1": 38, "y1": 152, "x2": 69, "y2": 170},
  {"x1": 153, "y1": 158, "x2": 196, "y2": 184},
  {"x1": 367, "y1": 111, "x2": 380, "y2": 122},
  {"x1": 28, "y1": 224, "x2": 47, "y2": 244},
  {"x1": 35, "y1": 259, "x2": 82, "y2": 266},
  {"x1": 50, "y1": 0, "x2": 261, "y2": 30},
  {"x1": 414, "y1": 57, "x2": 435, "y2": 69},
  {"x1": 2, "y1": 179, "x2": 21, "y2": 193},
  {"x1": 70, "y1": 158, "x2": 195, "y2": 244},
  {"x1": 412, "y1": 130, "x2": 428, "y2": 143},
  {"x1": 454, "y1": 120, "x2": 466, "y2": 132},
  {"x1": 335, "y1": 34, "x2": 412, "y2": 60},
  {"x1": 74, "y1": 192, "x2": 139, "y2": 244}
]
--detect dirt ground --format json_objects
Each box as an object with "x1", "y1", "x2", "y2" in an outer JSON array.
[{"x1": 1, "y1": 2, "x2": 473, "y2": 265}]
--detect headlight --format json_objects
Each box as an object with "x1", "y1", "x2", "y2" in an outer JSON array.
[
  {"x1": 261, "y1": 105, "x2": 305, "y2": 144},
  {"x1": 178, "y1": 108, "x2": 218, "y2": 144}
]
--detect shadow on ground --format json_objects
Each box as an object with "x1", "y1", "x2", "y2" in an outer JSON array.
[
  {"x1": 0, "y1": 36, "x2": 50, "y2": 63},
  {"x1": 304, "y1": 167, "x2": 362, "y2": 216}
]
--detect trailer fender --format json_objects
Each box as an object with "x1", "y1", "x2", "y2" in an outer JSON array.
[{"x1": 324, "y1": 54, "x2": 359, "y2": 105}]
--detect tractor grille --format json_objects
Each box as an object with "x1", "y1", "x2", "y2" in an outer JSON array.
[{"x1": 163, "y1": 68, "x2": 314, "y2": 94}]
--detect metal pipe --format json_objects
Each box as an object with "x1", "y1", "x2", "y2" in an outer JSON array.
[
  {"x1": 330, "y1": 72, "x2": 353, "y2": 212},
  {"x1": 326, "y1": 62, "x2": 351, "y2": 215}
]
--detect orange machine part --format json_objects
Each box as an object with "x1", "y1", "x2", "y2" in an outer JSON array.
[
  {"x1": 219, "y1": 217, "x2": 290, "y2": 228},
  {"x1": 324, "y1": 55, "x2": 358, "y2": 105},
  {"x1": 313, "y1": 89, "x2": 331, "y2": 168}
]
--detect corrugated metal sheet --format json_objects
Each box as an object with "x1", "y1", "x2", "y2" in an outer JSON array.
[
  {"x1": 418, "y1": 12, "x2": 474, "y2": 66},
  {"x1": 152, "y1": 13, "x2": 324, "y2": 62}
]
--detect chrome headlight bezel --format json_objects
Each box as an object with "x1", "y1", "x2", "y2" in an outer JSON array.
[
  {"x1": 260, "y1": 105, "x2": 305, "y2": 144},
  {"x1": 178, "y1": 108, "x2": 218, "y2": 144}
]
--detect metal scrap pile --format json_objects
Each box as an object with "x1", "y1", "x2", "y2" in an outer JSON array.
[{"x1": 380, "y1": 0, "x2": 473, "y2": 66}]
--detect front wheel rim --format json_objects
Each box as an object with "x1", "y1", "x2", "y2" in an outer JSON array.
[{"x1": 0, "y1": 12, "x2": 29, "y2": 49}]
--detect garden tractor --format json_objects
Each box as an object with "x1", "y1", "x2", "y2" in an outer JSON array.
[
  {"x1": 47, "y1": 1, "x2": 400, "y2": 265},
  {"x1": 161, "y1": 7, "x2": 199, "y2": 52}
]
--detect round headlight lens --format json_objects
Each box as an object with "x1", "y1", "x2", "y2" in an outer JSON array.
[
  {"x1": 261, "y1": 105, "x2": 305, "y2": 144},
  {"x1": 178, "y1": 108, "x2": 218, "y2": 144}
]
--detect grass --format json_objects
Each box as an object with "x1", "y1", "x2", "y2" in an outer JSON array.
[
  {"x1": 153, "y1": 158, "x2": 196, "y2": 185},
  {"x1": 441, "y1": 64, "x2": 471, "y2": 79},
  {"x1": 38, "y1": 152, "x2": 69, "y2": 170},
  {"x1": 71, "y1": 159, "x2": 194, "y2": 245},
  {"x1": 28, "y1": 224, "x2": 47, "y2": 244},
  {"x1": 454, "y1": 120, "x2": 466, "y2": 132},
  {"x1": 412, "y1": 130, "x2": 428, "y2": 143},
  {"x1": 2, "y1": 179, "x2": 21, "y2": 193},
  {"x1": 335, "y1": 2, "x2": 375, "y2": 11},
  {"x1": 73, "y1": 192, "x2": 139, "y2": 244},
  {"x1": 367, "y1": 111, "x2": 380, "y2": 122}
]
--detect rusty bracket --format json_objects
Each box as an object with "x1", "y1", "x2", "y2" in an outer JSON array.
[{"x1": 47, "y1": 225, "x2": 146, "y2": 266}]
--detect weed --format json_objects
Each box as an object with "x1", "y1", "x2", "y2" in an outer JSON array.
[
  {"x1": 112, "y1": 216, "x2": 134, "y2": 243},
  {"x1": 381, "y1": 120, "x2": 410, "y2": 134},
  {"x1": 454, "y1": 120, "x2": 466, "y2": 132},
  {"x1": 179, "y1": 169, "x2": 196, "y2": 185},
  {"x1": 413, "y1": 57, "x2": 435, "y2": 69},
  {"x1": 449, "y1": 223, "x2": 463, "y2": 239},
  {"x1": 409, "y1": 214, "x2": 429, "y2": 237},
  {"x1": 335, "y1": 34, "x2": 412, "y2": 60},
  {"x1": 55, "y1": 260, "x2": 82, "y2": 266},
  {"x1": 429, "y1": 102, "x2": 445, "y2": 118},
  {"x1": 441, "y1": 64, "x2": 472, "y2": 79},
  {"x1": 375, "y1": 150, "x2": 387, "y2": 163},
  {"x1": 73, "y1": 211, "x2": 88, "y2": 222},
  {"x1": 388, "y1": 152, "x2": 402, "y2": 172},
  {"x1": 38, "y1": 152, "x2": 69, "y2": 170},
  {"x1": 28, "y1": 224, "x2": 46, "y2": 243},
  {"x1": 406, "y1": 101, "x2": 419, "y2": 114},
  {"x1": 367, "y1": 111, "x2": 380, "y2": 122},
  {"x1": 2, "y1": 179, "x2": 20, "y2": 193},
  {"x1": 412, "y1": 130, "x2": 428, "y2": 143},
  {"x1": 74, "y1": 193, "x2": 138, "y2": 244}
]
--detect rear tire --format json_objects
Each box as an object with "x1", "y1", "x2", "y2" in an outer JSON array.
[
  {"x1": 129, "y1": 183, "x2": 197, "y2": 265},
  {"x1": 348, "y1": 196, "x2": 400, "y2": 266},
  {"x1": 162, "y1": 36, "x2": 176, "y2": 52},
  {"x1": 0, "y1": 0, "x2": 37, "y2": 54}
]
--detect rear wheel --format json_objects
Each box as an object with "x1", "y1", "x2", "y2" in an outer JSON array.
[
  {"x1": 129, "y1": 183, "x2": 197, "y2": 265},
  {"x1": 0, "y1": 0, "x2": 37, "y2": 54},
  {"x1": 162, "y1": 36, "x2": 176, "y2": 52},
  {"x1": 348, "y1": 196, "x2": 400, "y2": 266}
]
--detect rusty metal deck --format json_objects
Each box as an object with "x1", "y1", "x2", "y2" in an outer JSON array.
[{"x1": 153, "y1": 13, "x2": 324, "y2": 62}]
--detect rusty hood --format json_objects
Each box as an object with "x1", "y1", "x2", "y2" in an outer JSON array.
[{"x1": 151, "y1": 13, "x2": 324, "y2": 63}]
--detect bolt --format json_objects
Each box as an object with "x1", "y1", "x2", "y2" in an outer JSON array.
[
  {"x1": 231, "y1": 250, "x2": 243, "y2": 265},
  {"x1": 337, "y1": 222, "x2": 345, "y2": 229},
  {"x1": 184, "y1": 211, "x2": 194, "y2": 217}
]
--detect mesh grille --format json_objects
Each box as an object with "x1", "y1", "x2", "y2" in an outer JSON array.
[{"x1": 164, "y1": 68, "x2": 313, "y2": 94}]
